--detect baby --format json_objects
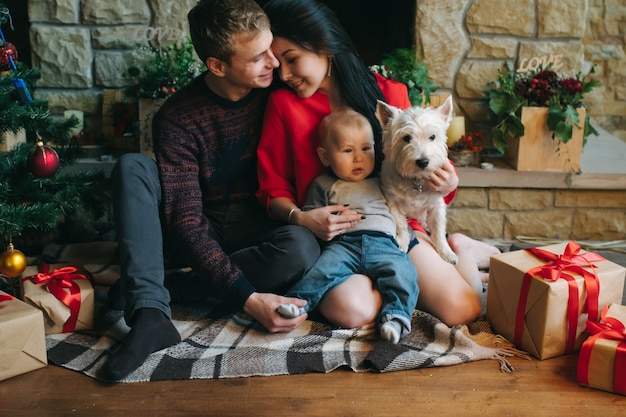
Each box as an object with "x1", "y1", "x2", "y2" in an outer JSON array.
[{"x1": 278, "y1": 107, "x2": 419, "y2": 343}]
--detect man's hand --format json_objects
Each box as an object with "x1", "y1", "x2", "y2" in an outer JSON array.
[{"x1": 243, "y1": 292, "x2": 308, "y2": 333}]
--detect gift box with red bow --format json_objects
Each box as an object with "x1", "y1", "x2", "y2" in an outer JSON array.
[
  {"x1": 577, "y1": 304, "x2": 626, "y2": 395},
  {"x1": 21, "y1": 263, "x2": 94, "y2": 334},
  {"x1": 486, "y1": 241, "x2": 625, "y2": 360},
  {"x1": 0, "y1": 290, "x2": 47, "y2": 381}
]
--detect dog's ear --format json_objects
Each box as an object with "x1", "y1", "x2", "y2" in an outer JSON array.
[
  {"x1": 437, "y1": 95, "x2": 454, "y2": 124},
  {"x1": 375, "y1": 100, "x2": 397, "y2": 126}
]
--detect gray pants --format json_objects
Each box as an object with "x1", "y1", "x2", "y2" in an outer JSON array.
[{"x1": 112, "y1": 153, "x2": 319, "y2": 322}]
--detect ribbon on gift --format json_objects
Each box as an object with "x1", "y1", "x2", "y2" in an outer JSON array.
[
  {"x1": 22, "y1": 264, "x2": 92, "y2": 333},
  {"x1": 0, "y1": 294, "x2": 15, "y2": 302},
  {"x1": 577, "y1": 306, "x2": 626, "y2": 395},
  {"x1": 514, "y1": 241, "x2": 605, "y2": 353}
]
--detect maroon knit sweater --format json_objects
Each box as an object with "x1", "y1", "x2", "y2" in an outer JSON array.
[{"x1": 153, "y1": 74, "x2": 270, "y2": 310}]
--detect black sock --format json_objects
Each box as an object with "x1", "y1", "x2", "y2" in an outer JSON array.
[{"x1": 99, "y1": 308, "x2": 181, "y2": 381}]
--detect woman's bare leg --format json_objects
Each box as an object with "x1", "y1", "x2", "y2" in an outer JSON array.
[
  {"x1": 448, "y1": 233, "x2": 501, "y2": 286},
  {"x1": 317, "y1": 274, "x2": 382, "y2": 328},
  {"x1": 315, "y1": 233, "x2": 500, "y2": 328},
  {"x1": 410, "y1": 232, "x2": 483, "y2": 326}
]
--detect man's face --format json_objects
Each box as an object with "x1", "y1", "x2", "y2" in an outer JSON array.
[{"x1": 221, "y1": 28, "x2": 279, "y2": 90}]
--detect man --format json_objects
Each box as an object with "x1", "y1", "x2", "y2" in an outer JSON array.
[{"x1": 101, "y1": 0, "x2": 319, "y2": 381}]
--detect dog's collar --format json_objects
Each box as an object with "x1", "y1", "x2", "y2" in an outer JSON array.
[{"x1": 411, "y1": 178, "x2": 423, "y2": 193}]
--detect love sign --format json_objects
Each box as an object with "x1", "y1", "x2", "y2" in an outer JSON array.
[{"x1": 517, "y1": 54, "x2": 564, "y2": 72}]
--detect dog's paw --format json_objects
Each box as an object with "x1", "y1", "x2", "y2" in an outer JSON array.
[
  {"x1": 397, "y1": 234, "x2": 410, "y2": 253},
  {"x1": 441, "y1": 249, "x2": 458, "y2": 265}
]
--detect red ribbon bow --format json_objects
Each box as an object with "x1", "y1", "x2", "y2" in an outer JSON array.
[
  {"x1": 577, "y1": 306, "x2": 626, "y2": 395},
  {"x1": 22, "y1": 264, "x2": 92, "y2": 333},
  {"x1": 514, "y1": 241, "x2": 604, "y2": 353}
]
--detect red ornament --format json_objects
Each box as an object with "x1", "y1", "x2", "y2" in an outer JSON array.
[
  {"x1": 28, "y1": 140, "x2": 60, "y2": 178},
  {"x1": 0, "y1": 41, "x2": 18, "y2": 72}
]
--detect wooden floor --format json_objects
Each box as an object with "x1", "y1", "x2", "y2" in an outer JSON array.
[
  {"x1": 3, "y1": 244, "x2": 626, "y2": 416},
  {"x1": 2, "y1": 352, "x2": 626, "y2": 417}
]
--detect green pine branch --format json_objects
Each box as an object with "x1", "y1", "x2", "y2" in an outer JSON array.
[{"x1": 0, "y1": 23, "x2": 105, "y2": 242}]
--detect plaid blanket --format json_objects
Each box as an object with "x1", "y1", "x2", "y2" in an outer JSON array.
[{"x1": 45, "y1": 304, "x2": 521, "y2": 383}]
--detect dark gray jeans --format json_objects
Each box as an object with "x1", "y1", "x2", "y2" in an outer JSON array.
[{"x1": 112, "y1": 153, "x2": 319, "y2": 322}]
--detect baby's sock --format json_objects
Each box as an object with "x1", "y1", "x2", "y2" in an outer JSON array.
[
  {"x1": 379, "y1": 319, "x2": 403, "y2": 344},
  {"x1": 99, "y1": 308, "x2": 181, "y2": 381},
  {"x1": 277, "y1": 303, "x2": 307, "y2": 318}
]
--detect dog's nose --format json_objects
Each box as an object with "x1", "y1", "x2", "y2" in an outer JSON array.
[{"x1": 416, "y1": 158, "x2": 429, "y2": 169}]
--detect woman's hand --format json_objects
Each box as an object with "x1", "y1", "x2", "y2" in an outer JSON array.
[
  {"x1": 424, "y1": 159, "x2": 458, "y2": 196},
  {"x1": 244, "y1": 292, "x2": 308, "y2": 333},
  {"x1": 297, "y1": 204, "x2": 363, "y2": 241}
]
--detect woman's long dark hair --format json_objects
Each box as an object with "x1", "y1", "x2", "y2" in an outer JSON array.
[{"x1": 263, "y1": 0, "x2": 386, "y2": 172}]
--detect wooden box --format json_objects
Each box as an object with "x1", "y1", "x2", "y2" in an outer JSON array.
[{"x1": 504, "y1": 106, "x2": 584, "y2": 172}]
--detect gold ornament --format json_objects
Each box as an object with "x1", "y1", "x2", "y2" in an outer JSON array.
[{"x1": 0, "y1": 243, "x2": 27, "y2": 278}]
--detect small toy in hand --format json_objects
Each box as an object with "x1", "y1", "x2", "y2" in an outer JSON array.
[{"x1": 277, "y1": 303, "x2": 307, "y2": 318}]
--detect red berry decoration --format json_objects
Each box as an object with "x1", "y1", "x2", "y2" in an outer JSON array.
[
  {"x1": 0, "y1": 40, "x2": 18, "y2": 72},
  {"x1": 28, "y1": 140, "x2": 60, "y2": 178}
]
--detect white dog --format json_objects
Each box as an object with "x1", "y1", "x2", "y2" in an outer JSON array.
[{"x1": 376, "y1": 96, "x2": 458, "y2": 264}]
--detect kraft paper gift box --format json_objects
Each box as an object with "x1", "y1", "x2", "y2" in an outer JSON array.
[
  {"x1": 486, "y1": 241, "x2": 626, "y2": 360},
  {"x1": 577, "y1": 304, "x2": 626, "y2": 395},
  {"x1": 21, "y1": 264, "x2": 94, "y2": 334},
  {"x1": 0, "y1": 291, "x2": 47, "y2": 381}
]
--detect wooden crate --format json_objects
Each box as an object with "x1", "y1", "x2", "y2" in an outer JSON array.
[{"x1": 504, "y1": 106, "x2": 584, "y2": 172}]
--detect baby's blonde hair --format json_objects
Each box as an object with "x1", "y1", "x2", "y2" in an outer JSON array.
[{"x1": 318, "y1": 107, "x2": 373, "y2": 149}]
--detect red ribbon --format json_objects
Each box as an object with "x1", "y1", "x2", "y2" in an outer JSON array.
[
  {"x1": 0, "y1": 294, "x2": 15, "y2": 302},
  {"x1": 22, "y1": 264, "x2": 92, "y2": 333},
  {"x1": 514, "y1": 241, "x2": 604, "y2": 354},
  {"x1": 577, "y1": 306, "x2": 626, "y2": 395}
]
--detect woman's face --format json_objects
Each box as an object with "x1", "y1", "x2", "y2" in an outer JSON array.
[{"x1": 271, "y1": 36, "x2": 331, "y2": 98}]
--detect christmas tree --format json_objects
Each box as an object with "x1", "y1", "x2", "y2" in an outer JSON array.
[{"x1": 0, "y1": 4, "x2": 104, "y2": 277}]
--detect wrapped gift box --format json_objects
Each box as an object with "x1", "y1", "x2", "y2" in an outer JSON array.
[
  {"x1": 486, "y1": 241, "x2": 625, "y2": 360},
  {"x1": 21, "y1": 264, "x2": 94, "y2": 334},
  {"x1": 577, "y1": 304, "x2": 626, "y2": 395},
  {"x1": 0, "y1": 291, "x2": 47, "y2": 381}
]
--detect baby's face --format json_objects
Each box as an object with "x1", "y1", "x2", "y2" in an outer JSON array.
[{"x1": 322, "y1": 124, "x2": 375, "y2": 182}]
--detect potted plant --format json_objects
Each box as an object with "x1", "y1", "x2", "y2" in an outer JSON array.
[
  {"x1": 124, "y1": 37, "x2": 200, "y2": 100},
  {"x1": 448, "y1": 132, "x2": 483, "y2": 167},
  {"x1": 370, "y1": 47, "x2": 438, "y2": 106},
  {"x1": 121, "y1": 37, "x2": 201, "y2": 157},
  {"x1": 487, "y1": 62, "x2": 599, "y2": 171}
]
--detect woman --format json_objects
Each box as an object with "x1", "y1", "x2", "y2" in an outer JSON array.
[{"x1": 257, "y1": 0, "x2": 499, "y2": 328}]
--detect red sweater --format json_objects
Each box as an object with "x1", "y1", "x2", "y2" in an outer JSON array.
[
  {"x1": 257, "y1": 73, "x2": 412, "y2": 209},
  {"x1": 256, "y1": 74, "x2": 456, "y2": 232}
]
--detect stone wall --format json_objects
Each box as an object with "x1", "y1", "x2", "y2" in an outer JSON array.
[
  {"x1": 26, "y1": 0, "x2": 625, "y2": 142},
  {"x1": 27, "y1": 0, "x2": 196, "y2": 134},
  {"x1": 415, "y1": 0, "x2": 626, "y2": 142},
  {"x1": 448, "y1": 188, "x2": 626, "y2": 240},
  {"x1": 22, "y1": 0, "x2": 626, "y2": 242}
]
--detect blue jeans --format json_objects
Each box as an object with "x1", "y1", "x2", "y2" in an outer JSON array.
[
  {"x1": 285, "y1": 231, "x2": 419, "y2": 333},
  {"x1": 112, "y1": 153, "x2": 320, "y2": 322}
]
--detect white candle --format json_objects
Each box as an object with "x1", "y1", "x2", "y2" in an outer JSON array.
[
  {"x1": 447, "y1": 116, "x2": 465, "y2": 148},
  {"x1": 64, "y1": 110, "x2": 84, "y2": 137}
]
